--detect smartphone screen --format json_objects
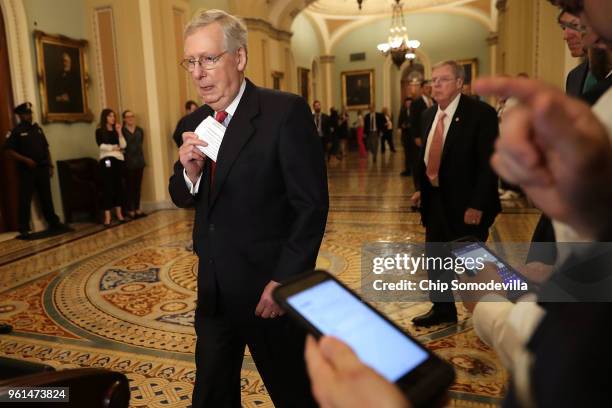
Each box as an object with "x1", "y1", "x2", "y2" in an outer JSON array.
[
  {"x1": 287, "y1": 279, "x2": 428, "y2": 382},
  {"x1": 451, "y1": 242, "x2": 526, "y2": 285}
]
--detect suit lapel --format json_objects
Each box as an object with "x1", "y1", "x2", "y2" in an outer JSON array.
[
  {"x1": 440, "y1": 94, "x2": 466, "y2": 164},
  {"x1": 209, "y1": 79, "x2": 259, "y2": 209}
]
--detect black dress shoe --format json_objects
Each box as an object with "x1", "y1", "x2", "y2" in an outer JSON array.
[
  {"x1": 16, "y1": 231, "x2": 30, "y2": 240},
  {"x1": 0, "y1": 323, "x2": 13, "y2": 334},
  {"x1": 412, "y1": 307, "x2": 457, "y2": 327}
]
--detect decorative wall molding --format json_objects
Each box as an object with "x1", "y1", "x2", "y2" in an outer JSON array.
[
  {"x1": 319, "y1": 54, "x2": 335, "y2": 64},
  {"x1": 243, "y1": 17, "x2": 292, "y2": 42},
  {"x1": 92, "y1": 6, "x2": 122, "y2": 111},
  {"x1": 486, "y1": 31, "x2": 499, "y2": 46}
]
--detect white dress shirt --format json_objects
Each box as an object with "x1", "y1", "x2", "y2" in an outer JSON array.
[
  {"x1": 472, "y1": 87, "x2": 612, "y2": 406},
  {"x1": 183, "y1": 79, "x2": 247, "y2": 195},
  {"x1": 423, "y1": 92, "x2": 461, "y2": 167}
]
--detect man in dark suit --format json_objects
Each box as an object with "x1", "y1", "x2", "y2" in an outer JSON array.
[
  {"x1": 312, "y1": 100, "x2": 332, "y2": 156},
  {"x1": 398, "y1": 97, "x2": 414, "y2": 176},
  {"x1": 411, "y1": 60, "x2": 500, "y2": 327},
  {"x1": 169, "y1": 10, "x2": 328, "y2": 408},
  {"x1": 528, "y1": 5, "x2": 602, "y2": 263},
  {"x1": 410, "y1": 80, "x2": 434, "y2": 142},
  {"x1": 363, "y1": 106, "x2": 385, "y2": 163},
  {"x1": 409, "y1": 81, "x2": 433, "y2": 187},
  {"x1": 558, "y1": 9, "x2": 591, "y2": 96}
]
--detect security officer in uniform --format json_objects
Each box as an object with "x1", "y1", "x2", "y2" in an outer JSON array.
[{"x1": 4, "y1": 102, "x2": 67, "y2": 238}]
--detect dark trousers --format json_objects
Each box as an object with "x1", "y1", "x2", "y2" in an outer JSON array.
[
  {"x1": 424, "y1": 188, "x2": 489, "y2": 312},
  {"x1": 125, "y1": 167, "x2": 144, "y2": 212},
  {"x1": 192, "y1": 311, "x2": 317, "y2": 408},
  {"x1": 366, "y1": 131, "x2": 379, "y2": 161},
  {"x1": 401, "y1": 131, "x2": 420, "y2": 176},
  {"x1": 380, "y1": 130, "x2": 395, "y2": 153},
  {"x1": 99, "y1": 157, "x2": 125, "y2": 210},
  {"x1": 18, "y1": 167, "x2": 60, "y2": 233},
  {"x1": 526, "y1": 214, "x2": 557, "y2": 265}
]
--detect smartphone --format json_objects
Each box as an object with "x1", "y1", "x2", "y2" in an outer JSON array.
[
  {"x1": 450, "y1": 238, "x2": 533, "y2": 295},
  {"x1": 273, "y1": 270, "x2": 455, "y2": 407}
]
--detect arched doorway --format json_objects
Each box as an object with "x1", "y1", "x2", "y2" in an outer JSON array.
[{"x1": 0, "y1": 5, "x2": 18, "y2": 232}]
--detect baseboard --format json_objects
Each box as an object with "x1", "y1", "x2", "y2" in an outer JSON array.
[{"x1": 141, "y1": 200, "x2": 177, "y2": 212}]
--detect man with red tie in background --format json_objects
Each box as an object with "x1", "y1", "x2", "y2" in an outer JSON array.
[
  {"x1": 168, "y1": 9, "x2": 328, "y2": 407},
  {"x1": 411, "y1": 60, "x2": 500, "y2": 327}
]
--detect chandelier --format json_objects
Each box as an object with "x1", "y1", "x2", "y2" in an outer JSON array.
[{"x1": 376, "y1": 0, "x2": 421, "y2": 69}]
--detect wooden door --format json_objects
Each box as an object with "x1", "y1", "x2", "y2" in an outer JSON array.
[{"x1": 0, "y1": 7, "x2": 18, "y2": 232}]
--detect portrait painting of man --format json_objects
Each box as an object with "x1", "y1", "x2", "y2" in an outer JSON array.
[
  {"x1": 342, "y1": 69, "x2": 374, "y2": 110},
  {"x1": 34, "y1": 31, "x2": 93, "y2": 123}
]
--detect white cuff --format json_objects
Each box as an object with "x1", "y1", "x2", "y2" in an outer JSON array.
[{"x1": 183, "y1": 169, "x2": 202, "y2": 195}]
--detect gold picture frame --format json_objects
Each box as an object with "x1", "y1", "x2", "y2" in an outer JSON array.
[
  {"x1": 341, "y1": 69, "x2": 374, "y2": 111},
  {"x1": 297, "y1": 67, "x2": 310, "y2": 102},
  {"x1": 34, "y1": 30, "x2": 93, "y2": 123},
  {"x1": 456, "y1": 58, "x2": 479, "y2": 84}
]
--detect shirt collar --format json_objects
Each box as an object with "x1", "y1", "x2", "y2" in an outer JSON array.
[
  {"x1": 218, "y1": 78, "x2": 246, "y2": 118},
  {"x1": 437, "y1": 92, "x2": 461, "y2": 119}
]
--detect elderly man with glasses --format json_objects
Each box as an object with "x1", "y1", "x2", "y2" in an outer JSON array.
[{"x1": 168, "y1": 9, "x2": 328, "y2": 408}]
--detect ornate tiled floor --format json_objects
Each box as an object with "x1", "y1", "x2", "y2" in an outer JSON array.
[{"x1": 0, "y1": 147, "x2": 539, "y2": 407}]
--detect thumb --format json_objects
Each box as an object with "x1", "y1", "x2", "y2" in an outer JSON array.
[{"x1": 319, "y1": 336, "x2": 362, "y2": 371}]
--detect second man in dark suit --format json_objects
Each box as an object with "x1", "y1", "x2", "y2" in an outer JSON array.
[
  {"x1": 411, "y1": 60, "x2": 500, "y2": 327},
  {"x1": 364, "y1": 106, "x2": 385, "y2": 163}
]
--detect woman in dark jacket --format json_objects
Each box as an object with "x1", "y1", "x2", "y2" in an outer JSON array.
[
  {"x1": 122, "y1": 110, "x2": 146, "y2": 219},
  {"x1": 96, "y1": 108, "x2": 126, "y2": 226}
]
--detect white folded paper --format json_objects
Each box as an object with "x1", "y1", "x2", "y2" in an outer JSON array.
[{"x1": 194, "y1": 116, "x2": 227, "y2": 162}]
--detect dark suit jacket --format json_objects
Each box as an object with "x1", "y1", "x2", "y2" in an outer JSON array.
[
  {"x1": 416, "y1": 94, "x2": 501, "y2": 234},
  {"x1": 168, "y1": 79, "x2": 329, "y2": 317},
  {"x1": 581, "y1": 75, "x2": 612, "y2": 106},
  {"x1": 504, "y1": 247, "x2": 612, "y2": 407},
  {"x1": 410, "y1": 96, "x2": 432, "y2": 140},
  {"x1": 313, "y1": 112, "x2": 332, "y2": 138},
  {"x1": 398, "y1": 106, "x2": 412, "y2": 137},
  {"x1": 363, "y1": 112, "x2": 385, "y2": 134},
  {"x1": 565, "y1": 61, "x2": 589, "y2": 97}
]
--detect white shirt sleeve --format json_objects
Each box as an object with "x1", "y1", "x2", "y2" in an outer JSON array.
[
  {"x1": 183, "y1": 169, "x2": 203, "y2": 195},
  {"x1": 472, "y1": 293, "x2": 545, "y2": 370}
]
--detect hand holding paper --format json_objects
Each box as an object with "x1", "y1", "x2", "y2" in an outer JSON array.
[{"x1": 194, "y1": 116, "x2": 227, "y2": 162}]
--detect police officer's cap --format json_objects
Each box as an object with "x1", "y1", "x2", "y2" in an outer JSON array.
[{"x1": 14, "y1": 102, "x2": 33, "y2": 115}]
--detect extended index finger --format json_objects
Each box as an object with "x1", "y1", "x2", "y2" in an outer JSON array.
[{"x1": 474, "y1": 77, "x2": 549, "y2": 105}]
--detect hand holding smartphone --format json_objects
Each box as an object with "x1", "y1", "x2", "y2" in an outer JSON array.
[{"x1": 274, "y1": 270, "x2": 454, "y2": 407}]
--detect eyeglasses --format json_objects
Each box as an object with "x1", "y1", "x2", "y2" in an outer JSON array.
[
  {"x1": 558, "y1": 20, "x2": 587, "y2": 34},
  {"x1": 180, "y1": 50, "x2": 228, "y2": 72},
  {"x1": 431, "y1": 76, "x2": 458, "y2": 85}
]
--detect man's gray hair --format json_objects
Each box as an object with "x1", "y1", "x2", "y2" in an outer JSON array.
[
  {"x1": 184, "y1": 9, "x2": 248, "y2": 53},
  {"x1": 432, "y1": 60, "x2": 466, "y2": 81}
]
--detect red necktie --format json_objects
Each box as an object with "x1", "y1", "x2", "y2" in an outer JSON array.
[
  {"x1": 210, "y1": 111, "x2": 228, "y2": 187},
  {"x1": 426, "y1": 111, "x2": 446, "y2": 185}
]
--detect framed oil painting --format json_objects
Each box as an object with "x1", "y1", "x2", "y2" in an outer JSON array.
[
  {"x1": 34, "y1": 30, "x2": 93, "y2": 123},
  {"x1": 297, "y1": 67, "x2": 310, "y2": 102},
  {"x1": 341, "y1": 69, "x2": 374, "y2": 110},
  {"x1": 457, "y1": 58, "x2": 478, "y2": 84}
]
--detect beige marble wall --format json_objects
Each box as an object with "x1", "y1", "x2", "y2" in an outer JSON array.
[{"x1": 496, "y1": 0, "x2": 567, "y2": 88}]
